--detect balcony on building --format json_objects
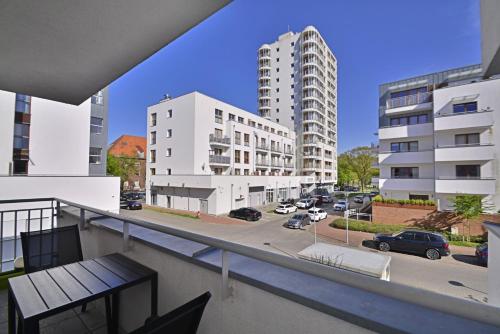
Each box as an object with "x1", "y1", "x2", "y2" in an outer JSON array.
[
  {"x1": 435, "y1": 143, "x2": 495, "y2": 162},
  {"x1": 284, "y1": 148, "x2": 294, "y2": 156},
  {"x1": 434, "y1": 109, "x2": 494, "y2": 131},
  {"x1": 255, "y1": 143, "x2": 269, "y2": 152},
  {"x1": 385, "y1": 91, "x2": 433, "y2": 115},
  {"x1": 255, "y1": 159, "x2": 270, "y2": 167},
  {"x1": 270, "y1": 145, "x2": 282, "y2": 154},
  {"x1": 379, "y1": 177, "x2": 434, "y2": 192},
  {"x1": 209, "y1": 154, "x2": 230, "y2": 166},
  {"x1": 435, "y1": 177, "x2": 496, "y2": 195},
  {"x1": 378, "y1": 122, "x2": 433, "y2": 140},
  {"x1": 379, "y1": 149, "x2": 434, "y2": 165},
  {"x1": 209, "y1": 134, "x2": 231, "y2": 147}
]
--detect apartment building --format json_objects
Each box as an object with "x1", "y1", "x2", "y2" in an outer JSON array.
[
  {"x1": 378, "y1": 64, "x2": 500, "y2": 212},
  {"x1": 146, "y1": 92, "x2": 302, "y2": 214},
  {"x1": 257, "y1": 26, "x2": 338, "y2": 190}
]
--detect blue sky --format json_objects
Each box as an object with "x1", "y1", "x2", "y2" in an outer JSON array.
[{"x1": 109, "y1": 0, "x2": 481, "y2": 152}]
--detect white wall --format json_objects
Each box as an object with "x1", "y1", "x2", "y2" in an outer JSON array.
[
  {"x1": 0, "y1": 91, "x2": 15, "y2": 174},
  {"x1": 0, "y1": 176, "x2": 120, "y2": 212},
  {"x1": 29, "y1": 98, "x2": 91, "y2": 175}
]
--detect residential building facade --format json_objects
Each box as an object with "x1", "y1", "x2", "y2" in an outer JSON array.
[
  {"x1": 89, "y1": 88, "x2": 109, "y2": 176},
  {"x1": 146, "y1": 92, "x2": 302, "y2": 214},
  {"x1": 108, "y1": 135, "x2": 147, "y2": 191},
  {"x1": 257, "y1": 26, "x2": 338, "y2": 189},
  {"x1": 378, "y1": 64, "x2": 500, "y2": 212}
]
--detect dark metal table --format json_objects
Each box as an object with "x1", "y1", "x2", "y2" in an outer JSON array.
[{"x1": 8, "y1": 253, "x2": 158, "y2": 334}]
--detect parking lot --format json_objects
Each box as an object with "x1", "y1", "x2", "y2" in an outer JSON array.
[{"x1": 121, "y1": 201, "x2": 488, "y2": 303}]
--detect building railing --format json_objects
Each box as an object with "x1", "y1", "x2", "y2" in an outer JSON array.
[
  {"x1": 270, "y1": 146, "x2": 282, "y2": 153},
  {"x1": 284, "y1": 163, "x2": 295, "y2": 169},
  {"x1": 284, "y1": 149, "x2": 294, "y2": 155},
  {"x1": 209, "y1": 155, "x2": 230, "y2": 164},
  {"x1": 255, "y1": 160, "x2": 270, "y2": 167},
  {"x1": 270, "y1": 161, "x2": 283, "y2": 168},
  {"x1": 209, "y1": 134, "x2": 231, "y2": 145},
  {"x1": 256, "y1": 144, "x2": 269, "y2": 150},
  {"x1": 1, "y1": 197, "x2": 500, "y2": 332},
  {"x1": 386, "y1": 92, "x2": 432, "y2": 109}
]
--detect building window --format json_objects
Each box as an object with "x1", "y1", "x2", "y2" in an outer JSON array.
[
  {"x1": 13, "y1": 124, "x2": 30, "y2": 149},
  {"x1": 456, "y1": 165, "x2": 480, "y2": 178},
  {"x1": 166, "y1": 148, "x2": 172, "y2": 157},
  {"x1": 276, "y1": 58, "x2": 279, "y2": 62},
  {"x1": 15, "y1": 94, "x2": 31, "y2": 113},
  {"x1": 244, "y1": 169, "x2": 249, "y2": 176},
  {"x1": 151, "y1": 113, "x2": 157, "y2": 126},
  {"x1": 291, "y1": 74, "x2": 294, "y2": 78},
  {"x1": 235, "y1": 131, "x2": 241, "y2": 145},
  {"x1": 391, "y1": 167, "x2": 418, "y2": 179},
  {"x1": 244, "y1": 133, "x2": 250, "y2": 146},
  {"x1": 455, "y1": 133, "x2": 479, "y2": 146},
  {"x1": 390, "y1": 141, "x2": 418, "y2": 152},
  {"x1": 150, "y1": 168, "x2": 156, "y2": 175},
  {"x1": 214, "y1": 128, "x2": 223, "y2": 138},
  {"x1": 453, "y1": 102, "x2": 477, "y2": 114},
  {"x1": 276, "y1": 108, "x2": 279, "y2": 113},
  {"x1": 91, "y1": 91, "x2": 104, "y2": 105},
  {"x1": 229, "y1": 113, "x2": 235, "y2": 121},
  {"x1": 150, "y1": 131, "x2": 157, "y2": 145},
  {"x1": 89, "y1": 147, "x2": 102, "y2": 164},
  {"x1": 291, "y1": 42, "x2": 294, "y2": 46},
  {"x1": 291, "y1": 52, "x2": 294, "y2": 57},
  {"x1": 390, "y1": 114, "x2": 428, "y2": 126},
  {"x1": 276, "y1": 47, "x2": 279, "y2": 52},
  {"x1": 215, "y1": 108, "x2": 223, "y2": 123},
  {"x1": 291, "y1": 95, "x2": 294, "y2": 99},
  {"x1": 90, "y1": 116, "x2": 103, "y2": 134},
  {"x1": 150, "y1": 150, "x2": 156, "y2": 163},
  {"x1": 235, "y1": 169, "x2": 241, "y2": 175},
  {"x1": 276, "y1": 118, "x2": 279, "y2": 123},
  {"x1": 214, "y1": 168, "x2": 223, "y2": 175},
  {"x1": 276, "y1": 68, "x2": 280, "y2": 72},
  {"x1": 167, "y1": 168, "x2": 172, "y2": 175},
  {"x1": 244, "y1": 151, "x2": 249, "y2": 164},
  {"x1": 291, "y1": 84, "x2": 294, "y2": 88},
  {"x1": 238, "y1": 117, "x2": 244, "y2": 124},
  {"x1": 13, "y1": 161, "x2": 28, "y2": 175},
  {"x1": 167, "y1": 109, "x2": 172, "y2": 118},
  {"x1": 276, "y1": 98, "x2": 280, "y2": 102},
  {"x1": 167, "y1": 129, "x2": 172, "y2": 138},
  {"x1": 276, "y1": 78, "x2": 279, "y2": 82},
  {"x1": 291, "y1": 116, "x2": 294, "y2": 120},
  {"x1": 291, "y1": 64, "x2": 294, "y2": 68},
  {"x1": 409, "y1": 194, "x2": 429, "y2": 200},
  {"x1": 235, "y1": 150, "x2": 241, "y2": 163},
  {"x1": 276, "y1": 88, "x2": 279, "y2": 93}
]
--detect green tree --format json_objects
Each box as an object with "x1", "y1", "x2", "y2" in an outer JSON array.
[
  {"x1": 337, "y1": 153, "x2": 356, "y2": 187},
  {"x1": 344, "y1": 146, "x2": 377, "y2": 192},
  {"x1": 451, "y1": 194, "x2": 483, "y2": 242},
  {"x1": 106, "y1": 153, "x2": 139, "y2": 190}
]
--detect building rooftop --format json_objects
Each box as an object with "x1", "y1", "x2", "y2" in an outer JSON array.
[{"x1": 108, "y1": 135, "x2": 146, "y2": 159}]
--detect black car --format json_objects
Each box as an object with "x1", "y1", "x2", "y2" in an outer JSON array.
[
  {"x1": 286, "y1": 213, "x2": 311, "y2": 229},
  {"x1": 280, "y1": 198, "x2": 296, "y2": 205},
  {"x1": 373, "y1": 230, "x2": 450, "y2": 260},
  {"x1": 125, "y1": 200, "x2": 142, "y2": 210},
  {"x1": 475, "y1": 242, "x2": 488, "y2": 266},
  {"x1": 229, "y1": 207, "x2": 262, "y2": 221}
]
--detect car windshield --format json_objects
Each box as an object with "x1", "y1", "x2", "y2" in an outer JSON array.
[
  {"x1": 291, "y1": 214, "x2": 303, "y2": 220},
  {"x1": 337, "y1": 200, "x2": 346, "y2": 204},
  {"x1": 278, "y1": 205, "x2": 286, "y2": 208}
]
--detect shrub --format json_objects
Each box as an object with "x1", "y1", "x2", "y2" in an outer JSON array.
[
  {"x1": 373, "y1": 195, "x2": 383, "y2": 202},
  {"x1": 372, "y1": 195, "x2": 435, "y2": 207}
]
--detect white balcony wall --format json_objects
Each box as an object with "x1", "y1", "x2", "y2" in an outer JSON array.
[
  {"x1": 435, "y1": 145, "x2": 495, "y2": 162},
  {"x1": 434, "y1": 128, "x2": 492, "y2": 147},
  {"x1": 435, "y1": 161, "x2": 495, "y2": 179},
  {"x1": 379, "y1": 150, "x2": 434, "y2": 165},
  {"x1": 379, "y1": 178, "x2": 434, "y2": 192},
  {"x1": 434, "y1": 111, "x2": 494, "y2": 131},
  {"x1": 385, "y1": 102, "x2": 433, "y2": 116},
  {"x1": 435, "y1": 179, "x2": 496, "y2": 195},
  {"x1": 378, "y1": 123, "x2": 433, "y2": 140},
  {"x1": 379, "y1": 136, "x2": 434, "y2": 153}
]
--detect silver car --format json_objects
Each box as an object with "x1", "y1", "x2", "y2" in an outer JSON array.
[{"x1": 286, "y1": 213, "x2": 311, "y2": 229}]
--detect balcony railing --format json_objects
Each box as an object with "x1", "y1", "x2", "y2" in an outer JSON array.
[
  {"x1": 284, "y1": 149, "x2": 294, "y2": 155},
  {"x1": 0, "y1": 198, "x2": 499, "y2": 333},
  {"x1": 209, "y1": 155, "x2": 230, "y2": 165},
  {"x1": 271, "y1": 161, "x2": 283, "y2": 168},
  {"x1": 255, "y1": 160, "x2": 270, "y2": 167},
  {"x1": 209, "y1": 134, "x2": 231, "y2": 145},
  {"x1": 256, "y1": 143, "x2": 269, "y2": 151},
  {"x1": 386, "y1": 92, "x2": 432, "y2": 109},
  {"x1": 270, "y1": 146, "x2": 282, "y2": 153}
]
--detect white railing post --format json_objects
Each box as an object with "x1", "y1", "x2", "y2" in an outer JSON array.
[{"x1": 221, "y1": 250, "x2": 232, "y2": 299}]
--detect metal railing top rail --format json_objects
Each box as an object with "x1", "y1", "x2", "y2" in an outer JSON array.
[{"x1": 1, "y1": 197, "x2": 500, "y2": 329}]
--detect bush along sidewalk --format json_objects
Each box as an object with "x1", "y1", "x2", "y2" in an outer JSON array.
[
  {"x1": 329, "y1": 218, "x2": 485, "y2": 247},
  {"x1": 372, "y1": 195, "x2": 435, "y2": 207}
]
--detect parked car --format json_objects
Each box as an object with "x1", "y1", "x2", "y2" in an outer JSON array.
[
  {"x1": 308, "y1": 208, "x2": 327, "y2": 222},
  {"x1": 373, "y1": 230, "x2": 450, "y2": 260},
  {"x1": 312, "y1": 195, "x2": 323, "y2": 206},
  {"x1": 475, "y1": 242, "x2": 488, "y2": 266},
  {"x1": 279, "y1": 198, "x2": 296, "y2": 205},
  {"x1": 286, "y1": 213, "x2": 311, "y2": 229},
  {"x1": 321, "y1": 195, "x2": 334, "y2": 203},
  {"x1": 369, "y1": 191, "x2": 379, "y2": 197},
  {"x1": 229, "y1": 207, "x2": 262, "y2": 221},
  {"x1": 125, "y1": 200, "x2": 142, "y2": 210},
  {"x1": 296, "y1": 198, "x2": 314, "y2": 209},
  {"x1": 275, "y1": 204, "x2": 298, "y2": 214},
  {"x1": 353, "y1": 195, "x2": 365, "y2": 204},
  {"x1": 333, "y1": 199, "x2": 348, "y2": 211}
]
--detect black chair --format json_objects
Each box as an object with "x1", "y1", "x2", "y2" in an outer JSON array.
[
  {"x1": 131, "y1": 292, "x2": 211, "y2": 334},
  {"x1": 20, "y1": 225, "x2": 83, "y2": 273}
]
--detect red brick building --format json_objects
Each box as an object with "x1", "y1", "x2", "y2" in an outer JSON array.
[{"x1": 108, "y1": 135, "x2": 146, "y2": 191}]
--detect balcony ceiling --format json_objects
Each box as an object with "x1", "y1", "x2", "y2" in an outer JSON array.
[{"x1": 0, "y1": 0, "x2": 231, "y2": 105}]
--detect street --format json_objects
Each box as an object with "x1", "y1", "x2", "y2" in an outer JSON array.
[{"x1": 120, "y1": 205, "x2": 488, "y2": 303}]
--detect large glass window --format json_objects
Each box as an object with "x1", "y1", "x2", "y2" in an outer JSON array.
[
  {"x1": 215, "y1": 109, "x2": 223, "y2": 124},
  {"x1": 390, "y1": 141, "x2": 418, "y2": 152},
  {"x1": 151, "y1": 113, "x2": 157, "y2": 126},
  {"x1": 90, "y1": 116, "x2": 103, "y2": 134},
  {"x1": 13, "y1": 124, "x2": 30, "y2": 149},
  {"x1": 390, "y1": 87, "x2": 427, "y2": 99},
  {"x1": 13, "y1": 161, "x2": 28, "y2": 175},
  {"x1": 235, "y1": 150, "x2": 241, "y2": 163},
  {"x1": 150, "y1": 131, "x2": 156, "y2": 145},
  {"x1": 453, "y1": 102, "x2": 477, "y2": 114},
  {"x1": 389, "y1": 114, "x2": 428, "y2": 127},
  {"x1": 455, "y1": 133, "x2": 479, "y2": 146},
  {"x1": 15, "y1": 94, "x2": 31, "y2": 114},
  {"x1": 456, "y1": 165, "x2": 480, "y2": 178},
  {"x1": 91, "y1": 91, "x2": 104, "y2": 105},
  {"x1": 391, "y1": 167, "x2": 419, "y2": 179},
  {"x1": 89, "y1": 147, "x2": 102, "y2": 164}
]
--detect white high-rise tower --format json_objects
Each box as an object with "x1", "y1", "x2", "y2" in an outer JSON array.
[{"x1": 258, "y1": 26, "x2": 337, "y2": 190}]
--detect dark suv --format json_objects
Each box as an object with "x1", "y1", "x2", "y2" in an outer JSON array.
[
  {"x1": 373, "y1": 230, "x2": 450, "y2": 260},
  {"x1": 229, "y1": 207, "x2": 262, "y2": 221}
]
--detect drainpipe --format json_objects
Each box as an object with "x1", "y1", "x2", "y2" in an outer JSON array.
[{"x1": 231, "y1": 183, "x2": 234, "y2": 210}]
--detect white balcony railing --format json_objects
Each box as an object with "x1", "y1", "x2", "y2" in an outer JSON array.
[
  {"x1": 209, "y1": 155, "x2": 230, "y2": 165},
  {"x1": 434, "y1": 110, "x2": 494, "y2": 131},
  {"x1": 379, "y1": 178, "x2": 434, "y2": 192},
  {"x1": 435, "y1": 177, "x2": 496, "y2": 195},
  {"x1": 435, "y1": 144, "x2": 495, "y2": 162},
  {"x1": 378, "y1": 122, "x2": 433, "y2": 140},
  {"x1": 386, "y1": 92, "x2": 432, "y2": 109},
  {"x1": 379, "y1": 150, "x2": 434, "y2": 165}
]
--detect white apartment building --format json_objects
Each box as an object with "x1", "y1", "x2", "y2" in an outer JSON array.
[
  {"x1": 378, "y1": 64, "x2": 500, "y2": 212},
  {"x1": 146, "y1": 92, "x2": 302, "y2": 214},
  {"x1": 0, "y1": 90, "x2": 119, "y2": 212},
  {"x1": 257, "y1": 26, "x2": 338, "y2": 190}
]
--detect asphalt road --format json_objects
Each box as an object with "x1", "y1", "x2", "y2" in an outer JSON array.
[{"x1": 120, "y1": 205, "x2": 488, "y2": 303}]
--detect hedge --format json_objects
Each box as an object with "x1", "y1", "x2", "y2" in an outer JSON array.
[{"x1": 372, "y1": 195, "x2": 435, "y2": 207}]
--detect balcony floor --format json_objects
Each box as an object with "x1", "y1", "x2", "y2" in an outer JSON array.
[{"x1": 0, "y1": 289, "x2": 123, "y2": 334}]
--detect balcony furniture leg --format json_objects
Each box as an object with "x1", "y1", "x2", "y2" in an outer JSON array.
[
  {"x1": 105, "y1": 295, "x2": 112, "y2": 334},
  {"x1": 111, "y1": 292, "x2": 120, "y2": 334},
  {"x1": 8, "y1": 289, "x2": 15, "y2": 334},
  {"x1": 151, "y1": 273, "x2": 158, "y2": 318}
]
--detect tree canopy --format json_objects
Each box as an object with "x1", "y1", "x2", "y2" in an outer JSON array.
[
  {"x1": 337, "y1": 146, "x2": 378, "y2": 191},
  {"x1": 106, "y1": 153, "x2": 139, "y2": 190}
]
